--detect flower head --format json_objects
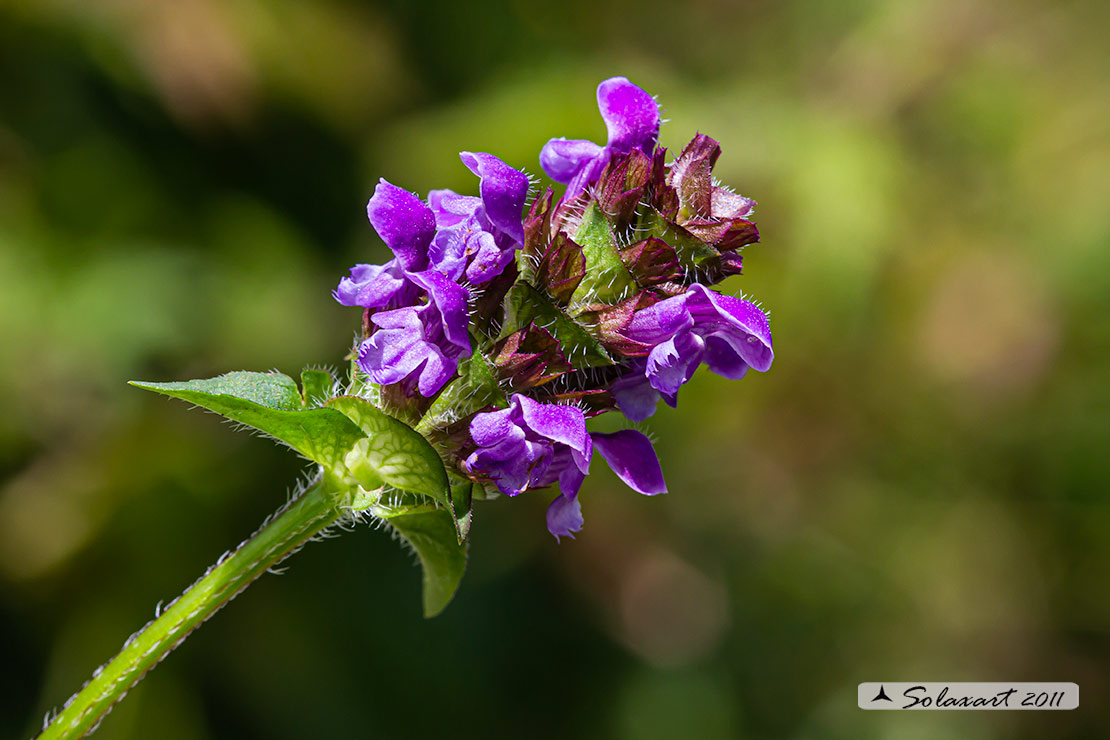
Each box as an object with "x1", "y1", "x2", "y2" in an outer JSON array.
[
  {"x1": 334, "y1": 76, "x2": 773, "y2": 540},
  {"x1": 465, "y1": 396, "x2": 665, "y2": 539}
]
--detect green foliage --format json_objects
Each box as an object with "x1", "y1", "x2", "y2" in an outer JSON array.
[
  {"x1": 131, "y1": 374, "x2": 468, "y2": 614},
  {"x1": 640, "y1": 208, "x2": 718, "y2": 270},
  {"x1": 129, "y1": 372, "x2": 365, "y2": 474},
  {"x1": 9, "y1": 3, "x2": 1110, "y2": 735},
  {"x1": 448, "y1": 476, "x2": 474, "y2": 542}
]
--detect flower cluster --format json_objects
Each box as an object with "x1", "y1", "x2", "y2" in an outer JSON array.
[{"x1": 335, "y1": 76, "x2": 773, "y2": 540}]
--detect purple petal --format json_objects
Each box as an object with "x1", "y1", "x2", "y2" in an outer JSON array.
[
  {"x1": 497, "y1": 440, "x2": 554, "y2": 495},
  {"x1": 645, "y1": 329, "x2": 704, "y2": 396},
  {"x1": 686, "y1": 284, "x2": 773, "y2": 372},
  {"x1": 539, "y1": 138, "x2": 604, "y2": 183},
  {"x1": 407, "y1": 270, "x2": 471, "y2": 352},
  {"x1": 596, "y1": 76, "x2": 660, "y2": 155},
  {"x1": 469, "y1": 441, "x2": 546, "y2": 497},
  {"x1": 611, "y1": 368, "x2": 662, "y2": 422},
  {"x1": 333, "y1": 260, "x2": 412, "y2": 308},
  {"x1": 514, "y1": 395, "x2": 591, "y2": 460},
  {"x1": 366, "y1": 180, "x2": 436, "y2": 271},
  {"x1": 703, "y1": 335, "x2": 750, "y2": 380},
  {"x1": 358, "y1": 308, "x2": 428, "y2": 384},
  {"x1": 556, "y1": 453, "x2": 587, "y2": 498},
  {"x1": 427, "y1": 226, "x2": 468, "y2": 282},
  {"x1": 427, "y1": 189, "x2": 481, "y2": 228},
  {"x1": 592, "y1": 430, "x2": 667, "y2": 496},
  {"x1": 464, "y1": 230, "x2": 512, "y2": 283},
  {"x1": 460, "y1": 152, "x2": 529, "y2": 245},
  {"x1": 546, "y1": 490, "x2": 584, "y2": 541},
  {"x1": 469, "y1": 406, "x2": 520, "y2": 447},
  {"x1": 361, "y1": 304, "x2": 462, "y2": 396},
  {"x1": 415, "y1": 343, "x2": 456, "y2": 397},
  {"x1": 622, "y1": 293, "x2": 693, "y2": 346}
]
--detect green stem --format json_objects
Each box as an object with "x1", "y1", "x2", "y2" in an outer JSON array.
[{"x1": 38, "y1": 475, "x2": 345, "y2": 740}]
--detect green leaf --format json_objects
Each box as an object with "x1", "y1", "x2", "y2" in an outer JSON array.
[
  {"x1": 325, "y1": 396, "x2": 450, "y2": 507},
  {"x1": 378, "y1": 505, "x2": 467, "y2": 617},
  {"x1": 300, "y1": 368, "x2": 334, "y2": 407},
  {"x1": 569, "y1": 201, "x2": 635, "y2": 308},
  {"x1": 130, "y1": 373, "x2": 366, "y2": 472},
  {"x1": 500, "y1": 283, "x2": 613, "y2": 369}
]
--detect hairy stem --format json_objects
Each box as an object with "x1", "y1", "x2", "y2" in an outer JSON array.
[{"x1": 37, "y1": 475, "x2": 345, "y2": 739}]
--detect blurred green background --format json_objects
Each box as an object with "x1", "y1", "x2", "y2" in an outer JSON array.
[{"x1": 2, "y1": 0, "x2": 1107, "y2": 738}]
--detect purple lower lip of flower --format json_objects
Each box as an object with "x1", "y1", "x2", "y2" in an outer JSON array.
[
  {"x1": 465, "y1": 395, "x2": 590, "y2": 497},
  {"x1": 358, "y1": 302, "x2": 466, "y2": 396},
  {"x1": 610, "y1": 363, "x2": 663, "y2": 422},
  {"x1": 405, "y1": 269, "x2": 471, "y2": 352},
  {"x1": 545, "y1": 492, "x2": 584, "y2": 542},
  {"x1": 645, "y1": 329, "x2": 705, "y2": 396},
  {"x1": 366, "y1": 179, "x2": 436, "y2": 271},
  {"x1": 545, "y1": 429, "x2": 666, "y2": 540},
  {"x1": 610, "y1": 363, "x2": 679, "y2": 422}
]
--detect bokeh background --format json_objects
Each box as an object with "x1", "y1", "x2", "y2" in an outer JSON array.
[{"x1": 2, "y1": 0, "x2": 1108, "y2": 738}]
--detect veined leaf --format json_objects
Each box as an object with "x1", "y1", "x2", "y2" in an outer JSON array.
[{"x1": 130, "y1": 372, "x2": 365, "y2": 473}]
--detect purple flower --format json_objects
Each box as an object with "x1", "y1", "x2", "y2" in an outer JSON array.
[
  {"x1": 540, "y1": 76, "x2": 660, "y2": 200},
  {"x1": 465, "y1": 395, "x2": 666, "y2": 540},
  {"x1": 405, "y1": 269, "x2": 471, "y2": 351},
  {"x1": 427, "y1": 152, "x2": 529, "y2": 284},
  {"x1": 366, "y1": 179, "x2": 437, "y2": 271},
  {"x1": 357, "y1": 300, "x2": 469, "y2": 397},
  {"x1": 609, "y1": 362, "x2": 675, "y2": 423},
  {"x1": 612, "y1": 284, "x2": 773, "y2": 420},
  {"x1": 546, "y1": 429, "x2": 667, "y2": 541},
  {"x1": 337, "y1": 180, "x2": 475, "y2": 396},
  {"x1": 465, "y1": 394, "x2": 591, "y2": 498},
  {"x1": 334, "y1": 179, "x2": 438, "y2": 309}
]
